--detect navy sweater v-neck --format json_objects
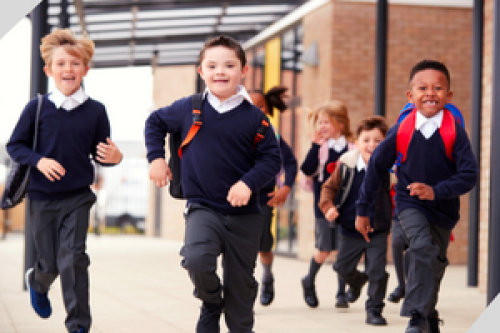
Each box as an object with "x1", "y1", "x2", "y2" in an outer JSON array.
[
  {"x1": 357, "y1": 121, "x2": 478, "y2": 230},
  {"x1": 145, "y1": 96, "x2": 282, "y2": 215},
  {"x1": 6, "y1": 95, "x2": 113, "y2": 200}
]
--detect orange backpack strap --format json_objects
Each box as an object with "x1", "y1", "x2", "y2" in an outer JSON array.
[
  {"x1": 253, "y1": 116, "x2": 269, "y2": 149},
  {"x1": 396, "y1": 109, "x2": 417, "y2": 165},
  {"x1": 439, "y1": 109, "x2": 456, "y2": 161},
  {"x1": 178, "y1": 93, "x2": 204, "y2": 158}
]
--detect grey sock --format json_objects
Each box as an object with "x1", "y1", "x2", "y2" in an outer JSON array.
[{"x1": 262, "y1": 262, "x2": 273, "y2": 283}]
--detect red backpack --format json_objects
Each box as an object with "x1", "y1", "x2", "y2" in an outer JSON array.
[{"x1": 394, "y1": 103, "x2": 464, "y2": 171}]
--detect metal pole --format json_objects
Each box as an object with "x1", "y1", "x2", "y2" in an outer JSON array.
[
  {"x1": 468, "y1": 0, "x2": 483, "y2": 288},
  {"x1": 488, "y1": 0, "x2": 500, "y2": 305},
  {"x1": 374, "y1": 0, "x2": 388, "y2": 116},
  {"x1": 59, "y1": 0, "x2": 70, "y2": 28},
  {"x1": 25, "y1": 0, "x2": 49, "y2": 290}
]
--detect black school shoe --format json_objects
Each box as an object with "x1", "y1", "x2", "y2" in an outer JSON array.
[
  {"x1": 387, "y1": 286, "x2": 405, "y2": 303},
  {"x1": 345, "y1": 273, "x2": 368, "y2": 303},
  {"x1": 366, "y1": 310, "x2": 387, "y2": 326},
  {"x1": 301, "y1": 277, "x2": 319, "y2": 308},
  {"x1": 405, "y1": 310, "x2": 429, "y2": 333},
  {"x1": 260, "y1": 279, "x2": 274, "y2": 306},
  {"x1": 196, "y1": 300, "x2": 224, "y2": 333},
  {"x1": 335, "y1": 294, "x2": 349, "y2": 308},
  {"x1": 427, "y1": 310, "x2": 444, "y2": 333}
]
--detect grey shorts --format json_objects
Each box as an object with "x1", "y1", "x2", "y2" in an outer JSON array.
[{"x1": 315, "y1": 217, "x2": 339, "y2": 251}]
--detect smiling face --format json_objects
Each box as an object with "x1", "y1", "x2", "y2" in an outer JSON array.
[
  {"x1": 198, "y1": 46, "x2": 248, "y2": 103},
  {"x1": 316, "y1": 111, "x2": 343, "y2": 140},
  {"x1": 356, "y1": 128, "x2": 385, "y2": 165},
  {"x1": 44, "y1": 46, "x2": 88, "y2": 96},
  {"x1": 406, "y1": 69, "x2": 453, "y2": 118}
]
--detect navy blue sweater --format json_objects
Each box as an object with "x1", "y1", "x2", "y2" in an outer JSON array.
[
  {"x1": 6, "y1": 95, "x2": 114, "y2": 200},
  {"x1": 301, "y1": 143, "x2": 347, "y2": 218},
  {"x1": 357, "y1": 121, "x2": 478, "y2": 230},
  {"x1": 259, "y1": 137, "x2": 297, "y2": 205},
  {"x1": 145, "y1": 96, "x2": 282, "y2": 215}
]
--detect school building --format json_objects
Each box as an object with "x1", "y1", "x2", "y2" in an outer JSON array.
[{"x1": 16, "y1": 0, "x2": 499, "y2": 304}]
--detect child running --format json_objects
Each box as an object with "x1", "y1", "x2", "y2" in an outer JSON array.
[
  {"x1": 145, "y1": 35, "x2": 282, "y2": 333},
  {"x1": 356, "y1": 60, "x2": 478, "y2": 333},
  {"x1": 248, "y1": 86, "x2": 298, "y2": 306},
  {"x1": 319, "y1": 116, "x2": 391, "y2": 325},
  {"x1": 7, "y1": 29, "x2": 123, "y2": 333},
  {"x1": 300, "y1": 101, "x2": 353, "y2": 308}
]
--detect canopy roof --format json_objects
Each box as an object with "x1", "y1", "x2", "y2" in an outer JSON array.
[{"x1": 47, "y1": 0, "x2": 305, "y2": 68}]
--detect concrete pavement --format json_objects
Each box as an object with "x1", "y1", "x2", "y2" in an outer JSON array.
[{"x1": 0, "y1": 234, "x2": 486, "y2": 333}]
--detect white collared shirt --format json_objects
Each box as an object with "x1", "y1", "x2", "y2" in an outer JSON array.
[
  {"x1": 49, "y1": 87, "x2": 89, "y2": 111},
  {"x1": 203, "y1": 85, "x2": 253, "y2": 113},
  {"x1": 416, "y1": 110, "x2": 443, "y2": 140},
  {"x1": 327, "y1": 135, "x2": 347, "y2": 153},
  {"x1": 356, "y1": 153, "x2": 367, "y2": 172}
]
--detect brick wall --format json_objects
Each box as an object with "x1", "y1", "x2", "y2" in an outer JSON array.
[
  {"x1": 298, "y1": 1, "x2": 473, "y2": 263},
  {"x1": 479, "y1": 0, "x2": 493, "y2": 293}
]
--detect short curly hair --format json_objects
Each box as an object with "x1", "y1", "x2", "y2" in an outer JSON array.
[{"x1": 40, "y1": 29, "x2": 94, "y2": 67}]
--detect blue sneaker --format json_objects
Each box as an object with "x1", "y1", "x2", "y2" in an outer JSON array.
[
  {"x1": 25, "y1": 268, "x2": 52, "y2": 319},
  {"x1": 73, "y1": 327, "x2": 85, "y2": 333}
]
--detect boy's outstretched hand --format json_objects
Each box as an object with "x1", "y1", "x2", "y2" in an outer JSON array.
[
  {"x1": 407, "y1": 182, "x2": 435, "y2": 200},
  {"x1": 37, "y1": 157, "x2": 65, "y2": 182},
  {"x1": 355, "y1": 216, "x2": 373, "y2": 243},
  {"x1": 149, "y1": 158, "x2": 172, "y2": 188},
  {"x1": 96, "y1": 138, "x2": 123, "y2": 164},
  {"x1": 267, "y1": 185, "x2": 290, "y2": 207},
  {"x1": 227, "y1": 181, "x2": 251, "y2": 207}
]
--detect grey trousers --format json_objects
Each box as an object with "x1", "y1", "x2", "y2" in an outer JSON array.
[
  {"x1": 28, "y1": 190, "x2": 96, "y2": 333},
  {"x1": 398, "y1": 208, "x2": 451, "y2": 317},
  {"x1": 333, "y1": 231, "x2": 389, "y2": 313},
  {"x1": 180, "y1": 203, "x2": 263, "y2": 333}
]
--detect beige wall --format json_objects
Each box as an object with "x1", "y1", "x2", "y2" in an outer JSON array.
[
  {"x1": 146, "y1": 65, "x2": 197, "y2": 241},
  {"x1": 298, "y1": 1, "x2": 473, "y2": 263},
  {"x1": 479, "y1": 0, "x2": 493, "y2": 293}
]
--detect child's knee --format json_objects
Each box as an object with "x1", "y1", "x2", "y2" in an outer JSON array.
[{"x1": 180, "y1": 244, "x2": 218, "y2": 274}]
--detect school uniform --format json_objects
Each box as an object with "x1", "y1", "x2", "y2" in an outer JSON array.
[
  {"x1": 6, "y1": 87, "x2": 116, "y2": 333},
  {"x1": 356, "y1": 110, "x2": 478, "y2": 319},
  {"x1": 258, "y1": 137, "x2": 297, "y2": 253},
  {"x1": 145, "y1": 86, "x2": 282, "y2": 333},
  {"x1": 300, "y1": 137, "x2": 348, "y2": 251},
  {"x1": 319, "y1": 150, "x2": 391, "y2": 316}
]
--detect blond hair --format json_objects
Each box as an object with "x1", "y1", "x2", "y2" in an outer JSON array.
[
  {"x1": 308, "y1": 100, "x2": 353, "y2": 141},
  {"x1": 40, "y1": 29, "x2": 95, "y2": 67}
]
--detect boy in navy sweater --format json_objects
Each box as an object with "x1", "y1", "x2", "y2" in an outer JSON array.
[
  {"x1": 7, "y1": 29, "x2": 123, "y2": 333},
  {"x1": 145, "y1": 35, "x2": 281, "y2": 333},
  {"x1": 319, "y1": 116, "x2": 391, "y2": 326},
  {"x1": 356, "y1": 60, "x2": 478, "y2": 333}
]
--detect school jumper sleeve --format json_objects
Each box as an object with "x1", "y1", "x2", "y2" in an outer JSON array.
[
  {"x1": 91, "y1": 106, "x2": 116, "y2": 167},
  {"x1": 279, "y1": 137, "x2": 298, "y2": 187},
  {"x1": 356, "y1": 125, "x2": 398, "y2": 217},
  {"x1": 300, "y1": 143, "x2": 320, "y2": 175},
  {"x1": 319, "y1": 163, "x2": 342, "y2": 215},
  {"x1": 144, "y1": 98, "x2": 187, "y2": 163},
  {"x1": 240, "y1": 118, "x2": 282, "y2": 193},
  {"x1": 6, "y1": 99, "x2": 44, "y2": 168},
  {"x1": 432, "y1": 125, "x2": 478, "y2": 199}
]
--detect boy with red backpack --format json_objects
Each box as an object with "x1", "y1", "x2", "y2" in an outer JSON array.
[{"x1": 355, "y1": 60, "x2": 478, "y2": 333}]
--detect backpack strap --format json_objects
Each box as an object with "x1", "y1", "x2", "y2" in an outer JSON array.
[
  {"x1": 396, "y1": 109, "x2": 417, "y2": 165},
  {"x1": 334, "y1": 163, "x2": 356, "y2": 210},
  {"x1": 178, "y1": 93, "x2": 204, "y2": 158},
  {"x1": 439, "y1": 109, "x2": 456, "y2": 161},
  {"x1": 253, "y1": 114, "x2": 269, "y2": 149}
]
